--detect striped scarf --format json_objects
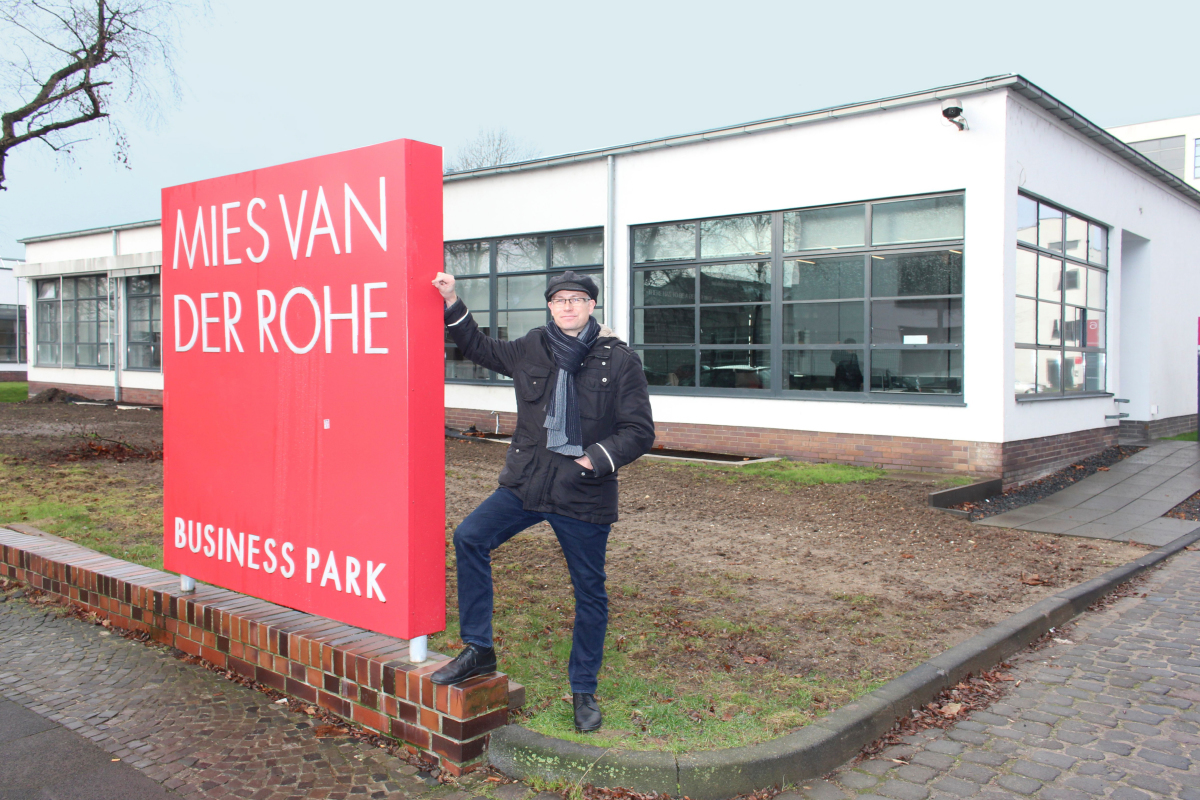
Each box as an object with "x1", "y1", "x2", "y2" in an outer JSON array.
[{"x1": 543, "y1": 317, "x2": 601, "y2": 456}]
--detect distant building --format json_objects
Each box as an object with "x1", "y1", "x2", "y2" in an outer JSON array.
[
  {"x1": 1107, "y1": 114, "x2": 1200, "y2": 191},
  {"x1": 15, "y1": 74, "x2": 1200, "y2": 483},
  {"x1": 0, "y1": 257, "x2": 28, "y2": 381}
]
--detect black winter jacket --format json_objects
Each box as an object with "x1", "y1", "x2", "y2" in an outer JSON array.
[{"x1": 444, "y1": 298, "x2": 655, "y2": 524}]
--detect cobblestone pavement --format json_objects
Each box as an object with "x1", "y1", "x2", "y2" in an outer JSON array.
[
  {"x1": 0, "y1": 595, "x2": 522, "y2": 800},
  {"x1": 6, "y1": 552, "x2": 1200, "y2": 799},
  {"x1": 791, "y1": 549, "x2": 1200, "y2": 800}
]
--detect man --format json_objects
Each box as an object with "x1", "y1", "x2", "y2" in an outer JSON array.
[{"x1": 429, "y1": 269, "x2": 655, "y2": 733}]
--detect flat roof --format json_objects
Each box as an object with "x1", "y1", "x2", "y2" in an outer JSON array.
[
  {"x1": 17, "y1": 74, "x2": 1200, "y2": 244},
  {"x1": 18, "y1": 218, "x2": 161, "y2": 245}
]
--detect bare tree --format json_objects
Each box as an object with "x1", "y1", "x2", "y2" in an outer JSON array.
[
  {"x1": 444, "y1": 127, "x2": 539, "y2": 174},
  {"x1": 0, "y1": 0, "x2": 193, "y2": 191}
]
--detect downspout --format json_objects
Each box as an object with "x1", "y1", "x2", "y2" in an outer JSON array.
[
  {"x1": 605, "y1": 156, "x2": 616, "y2": 327},
  {"x1": 111, "y1": 229, "x2": 121, "y2": 403}
]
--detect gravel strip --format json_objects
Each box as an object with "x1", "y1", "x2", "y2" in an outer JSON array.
[
  {"x1": 952, "y1": 445, "x2": 1144, "y2": 521},
  {"x1": 1165, "y1": 490, "x2": 1200, "y2": 521}
]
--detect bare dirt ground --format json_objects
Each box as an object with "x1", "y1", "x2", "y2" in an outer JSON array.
[
  {"x1": 0, "y1": 401, "x2": 1146, "y2": 747},
  {"x1": 444, "y1": 439, "x2": 1143, "y2": 694}
]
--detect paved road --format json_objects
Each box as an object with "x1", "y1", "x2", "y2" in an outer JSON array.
[
  {"x1": 978, "y1": 440, "x2": 1200, "y2": 546},
  {"x1": 794, "y1": 548, "x2": 1200, "y2": 800}
]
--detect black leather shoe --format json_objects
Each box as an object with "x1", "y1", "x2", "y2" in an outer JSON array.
[
  {"x1": 429, "y1": 643, "x2": 497, "y2": 685},
  {"x1": 573, "y1": 693, "x2": 602, "y2": 732}
]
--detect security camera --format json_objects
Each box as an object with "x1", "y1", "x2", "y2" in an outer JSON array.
[{"x1": 941, "y1": 98, "x2": 967, "y2": 131}]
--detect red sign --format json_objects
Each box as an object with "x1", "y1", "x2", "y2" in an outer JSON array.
[{"x1": 161, "y1": 139, "x2": 445, "y2": 640}]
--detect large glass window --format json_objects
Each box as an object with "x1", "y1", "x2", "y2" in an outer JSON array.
[
  {"x1": 1014, "y1": 194, "x2": 1107, "y2": 397},
  {"x1": 444, "y1": 229, "x2": 604, "y2": 382},
  {"x1": 126, "y1": 275, "x2": 161, "y2": 370},
  {"x1": 35, "y1": 279, "x2": 58, "y2": 365},
  {"x1": 632, "y1": 193, "x2": 965, "y2": 398},
  {"x1": 0, "y1": 305, "x2": 26, "y2": 363}
]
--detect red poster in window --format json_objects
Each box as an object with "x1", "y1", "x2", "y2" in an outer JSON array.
[
  {"x1": 1086, "y1": 318, "x2": 1100, "y2": 348},
  {"x1": 161, "y1": 139, "x2": 445, "y2": 640}
]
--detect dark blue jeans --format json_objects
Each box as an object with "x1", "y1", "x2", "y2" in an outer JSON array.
[{"x1": 453, "y1": 487, "x2": 610, "y2": 694}]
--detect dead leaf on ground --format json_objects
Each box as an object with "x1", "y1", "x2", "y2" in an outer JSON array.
[
  {"x1": 743, "y1": 655, "x2": 768, "y2": 665},
  {"x1": 1020, "y1": 574, "x2": 1047, "y2": 586},
  {"x1": 937, "y1": 702, "x2": 963, "y2": 717},
  {"x1": 313, "y1": 724, "x2": 349, "y2": 737}
]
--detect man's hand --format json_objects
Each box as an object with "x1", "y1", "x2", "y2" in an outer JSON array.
[
  {"x1": 574, "y1": 454, "x2": 593, "y2": 471},
  {"x1": 432, "y1": 272, "x2": 458, "y2": 307}
]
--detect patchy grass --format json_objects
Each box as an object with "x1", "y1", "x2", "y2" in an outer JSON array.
[
  {"x1": 1163, "y1": 431, "x2": 1198, "y2": 442},
  {"x1": 0, "y1": 456, "x2": 162, "y2": 568},
  {"x1": 936, "y1": 476, "x2": 975, "y2": 487},
  {"x1": 428, "y1": 537, "x2": 887, "y2": 752},
  {"x1": 665, "y1": 458, "x2": 883, "y2": 489},
  {"x1": 0, "y1": 383, "x2": 27, "y2": 403}
]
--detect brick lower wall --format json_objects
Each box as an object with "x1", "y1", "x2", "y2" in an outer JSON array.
[
  {"x1": 28, "y1": 381, "x2": 163, "y2": 405},
  {"x1": 1120, "y1": 414, "x2": 1197, "y2": 441},
  {"x1": 0, "y1": 528, "x2": 519, "y2": 773},
  {"x1": 998, "y1": 426, "x2": 1119, "y2": 487},
  {"x1": 446, "y1": 407, "x2": 1122, "y2": 486},
  {"x1": 0, "y1": 370, "x2": 27, "y2": 382}
]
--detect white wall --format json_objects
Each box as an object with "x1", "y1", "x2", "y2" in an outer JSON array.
[
  {"x1": 446, "y1": 90, "x2": 1014, "y2": 443},
  {"x1": 1006, "y1": 96, "x2": 1200, "y2": 436}
]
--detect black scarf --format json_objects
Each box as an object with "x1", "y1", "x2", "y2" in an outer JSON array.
[{"x1": 543, "y1": 317, "x2": 601, "y2": 456}]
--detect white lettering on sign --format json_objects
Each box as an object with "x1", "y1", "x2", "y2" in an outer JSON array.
[
  {"x1": 173, "y1": 179, "x2": 386, "y2": 268},
  {"x1": 175, "y1": 283, "x2": 387, "y2": 355},
  {"x1": 171, "y1": 517, "x2": 386, "y2": 603}
]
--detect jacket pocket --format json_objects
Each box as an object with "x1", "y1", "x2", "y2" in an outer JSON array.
[
  {"x1": 516, "y1": 366, "x2": 553, "y2": 403},
  {"x1": 577, "y1": 371, "x2": 612, "y2": 419}
]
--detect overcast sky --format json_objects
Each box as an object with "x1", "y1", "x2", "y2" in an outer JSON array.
[{"x1": 2, "y1": 0, "x2": 1198, "y2": 257}]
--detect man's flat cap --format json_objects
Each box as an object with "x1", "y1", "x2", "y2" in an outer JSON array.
[{"x1": 544, "y1": 270, "x2": 599, "y2": 301}]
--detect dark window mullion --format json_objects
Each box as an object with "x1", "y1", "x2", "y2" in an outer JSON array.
[{"x1": 863, "y1": 252, "x2": 873, "y2": 393}]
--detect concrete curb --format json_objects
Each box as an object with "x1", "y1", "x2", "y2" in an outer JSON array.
[{"x1": 489, "y1": 528, "x2": 1200, "y2": 799}]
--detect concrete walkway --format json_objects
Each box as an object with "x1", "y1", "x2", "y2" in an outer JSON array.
[{"x1": 976, "y1": 440, "x2": 1200, "y2": 546}]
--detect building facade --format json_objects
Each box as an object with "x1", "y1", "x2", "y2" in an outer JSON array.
[
  {"x1": 0, "y1": 258, "x2": 29, "y2": 381},
  {"x1": 1107, "y1": 114, "x2": 1200, "y2": 192},
  {"x1": 16, "y1": 75, "x2": 1200, "y2": 482}
]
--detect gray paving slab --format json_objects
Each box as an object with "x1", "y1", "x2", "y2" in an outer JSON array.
[
  {"x1": 1125, "y1": 528, "x2": 1184, "y2": 547},
  {"x1": 978, "y1": 442, "x2": 1200, "y2": 540},
  {"x1": 1040, "y1": 508, "x2": 1109, "y2": 524},
  {"x1": 824, "y1": 549, "x2": 1200, "y2": 800},
  {"x1": 1017, "y1": 517, "x2": 1084, "y2": 534},
  {"x1": 0, "y1": 700, "x2": 173, "y2": 800},
  {"x1": 1133, "y1": 516, "x2": 1200, "y2": 534},
  {"x1": 1075, "y1": 493, "x2": 1134, "y2": 511}
]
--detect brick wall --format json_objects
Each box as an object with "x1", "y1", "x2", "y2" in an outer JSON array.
[
  {"x1": 1120, "y1": 414, "x2": 1197, "y2": 442},
  {"x1": 998, "y1": 426, "x2": 1119, "y2": 487},
  {"x1": 28, "y1": 381, "x2": 162, "y2": 405},
  {"x1": 0, "y1": 528, "x2": 519, "y2": 774},
  {"x1": 446, "y1": 407, "x2": 1124, "y2": 486},
  {"x1": 0, "y1": 370, "x2": 27, "y2": 382}
]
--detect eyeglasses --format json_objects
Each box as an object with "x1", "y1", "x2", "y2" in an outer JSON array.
[{"x1": 549, "y1": 297, "x2": 592, "y2": 308}]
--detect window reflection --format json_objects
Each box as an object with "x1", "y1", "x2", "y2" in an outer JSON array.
[
  {"x1": 871, "y1": 299, "x2": 962, "y2": 344},
  {"x1": 551, "y1": 233, "x2": 603, "y2": 267},
  {"x1": 871, "y1": 251, "x2": 962, "y2": 297},
  {"x1": 700, "y1": 263, "x2": 770, "y2": 303},
  {"x1": 700, "y1": 305, "x2": 770, "y2": 345},
  {"x1": 872, "y1": 196, "x2": 964, "y2": 245},
  {"x1": 871, "y1": 350, "x2": 962, "y2": 394},
  {"x1": 496, "y1": 238, "x2": 547, "y2": 272},
  {"x1": 784, "y1": 349, "x2": 863, "y2": 392},
  {"x1": 783, "y1": 302, "x2": 863, "y2": 345},
  {"x1": 637, "y1": 349, "x2": 696, "y2": 387},
  {"x1": 634, "y1": 308, "x2": 695, "y2": 344},
  {"x1": 699, "y1": 216, "x2": 771, "y2": 258},
  {"x1": 783, "y1": 205, "x2": 865, "y2": 251},
  {"x1": 784, "y1": 257, "x2": 863, "y2": 301},
  {"x1": 700, "y1": 350, "x2": 770, "y2": 389},
  {"x1": 634, "y1": 224, "x2": 695, "y2": 263},
  {"x1": 634, "y1": 268, "x2": 695, "y2": 306},
  {"x1": 445, "y1": 242, "x2": 490, "y2": 275}
]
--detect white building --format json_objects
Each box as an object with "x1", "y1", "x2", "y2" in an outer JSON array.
[
  {"x1": 1107, "y1": 114, "x2": 1200, "y2": 191},
  {"x1": 16, "y1": 74, "x2": 1200, "y2": 482},
  {"x1": 0, "y1": 257, "x2": 29, "y2": 380}
]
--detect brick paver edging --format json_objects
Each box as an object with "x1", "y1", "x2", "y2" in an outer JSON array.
[
  {"x1": 0, "y1": 527, "x2": 523, "y2": 775},
  {"x1": 489, "y1": 528, "x2": 1200, "y2": 800}
]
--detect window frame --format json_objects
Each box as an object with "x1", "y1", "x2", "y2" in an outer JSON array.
[
  {"x1": 124, "y1": 274, "x2": 162, "y2": 372},
  {"x1": 1014, "y1": 191, "x2": 1110, "y2": 401},
  {"x1": 630, "y1": 192, "x2": 966, "y2": 404},
  {"x1": 443, "y1": 227, "x2": 605, "y2": 384}
]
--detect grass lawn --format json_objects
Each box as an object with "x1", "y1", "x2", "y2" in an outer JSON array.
[
  {"x1": 1163, "y1": 430, "x2": 1198, "y2": 442},
  {"x1": 0, "y1": 383, "x2": 28, "y2": 403},
  {"x1": 680, "y1": 458, "x2": 884, "y2": 487},
  {"x1": 0, "y1": 457, "x2": 163, "y2": 568}
]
